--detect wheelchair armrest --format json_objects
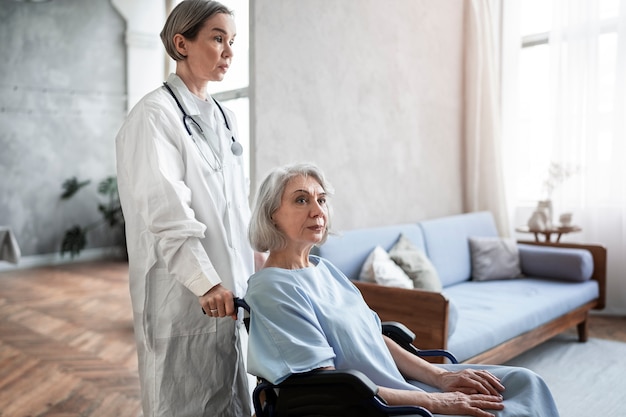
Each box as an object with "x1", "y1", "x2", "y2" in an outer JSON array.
[
  {"x1": 415, "y1": 349, "x2": 458, "y2": 364},
  {"x1": 382, "y1": 321, "x2": 416, "y2": 345},
  {"x1": 280, "y1": 369, "x2": 379, "y2": 393},
  {"x1": 382, "y1": 321, "x2": 458, "y2": 364}
]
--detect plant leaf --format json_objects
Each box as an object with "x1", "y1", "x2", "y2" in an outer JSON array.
[
  {"x1": 61, "y1": 177, "x2": 91, "y2": 199},
  {"x1": 98, "y1": 176, "x2": 118, "y2": 198},
  {"x1": 98, "y1": 203, "x2": 122, "y2": 227},
  {"x1": 60, "y1": 225, "x2": 88, "y2": 258}
]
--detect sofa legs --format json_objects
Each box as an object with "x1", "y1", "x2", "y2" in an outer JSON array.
[{"x1": 577, "y1": 318, "x2": 589, "y2": 342}]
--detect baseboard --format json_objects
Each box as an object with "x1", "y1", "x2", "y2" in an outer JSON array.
[
  {"x1": 0, "y1": 246, "x2": 126, "y2": 272},
  {"x1": 591, "y1": 308, "x2": 626, "y2": 316}
]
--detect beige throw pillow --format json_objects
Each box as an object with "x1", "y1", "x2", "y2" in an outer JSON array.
[
  {"x1": 359, "y1": 246, "x2": 414, "y2": 289},
  {"x1": 388, "y1": 234, "x2": 442, "y2": 292}
]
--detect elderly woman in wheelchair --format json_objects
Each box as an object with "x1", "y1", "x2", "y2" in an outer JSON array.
[{"x1": 243, "y1": 163, "x2": 560, "y2": 417}]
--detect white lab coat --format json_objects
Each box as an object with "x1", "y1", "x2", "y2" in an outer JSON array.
[{"x1": 116, "y1": 73, "x2": 254, "y2": 417}]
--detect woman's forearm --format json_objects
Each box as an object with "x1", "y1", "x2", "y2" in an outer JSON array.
[
  {"x1": 377, "y1": 386, "x2": 433, "y2": 408},
  {"x1": 383, "y1": 335, "x2": 445, "y2": 388}
]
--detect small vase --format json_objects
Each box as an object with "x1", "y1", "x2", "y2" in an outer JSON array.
[{"x1": 559, "y1": 212, "x2": 573, "y2": 227}]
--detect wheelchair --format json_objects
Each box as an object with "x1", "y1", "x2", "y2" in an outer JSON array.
[{"x1": 234, "y1": 298, "x2": 458, "y2": 417}]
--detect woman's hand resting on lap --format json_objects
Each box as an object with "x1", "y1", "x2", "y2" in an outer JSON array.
[
  {"x1": 426, "y1": 391, "x2": 504, "y2": 417},
  {"x1": 378, "y1": 381, "x2": 504, "y2": 417},
  {"x1": 429, "y1": 369, "x2": 505, "y2": 416},
  {"x1": 378, "y1": 368, "x2": 505, "y2": 417},
  {"x1": 437, "y1": 369, "x2": 505, "y2": 396}
]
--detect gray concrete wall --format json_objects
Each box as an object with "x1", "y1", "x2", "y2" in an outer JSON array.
[
  {"x1": 250, "y1": 0, "x2": 466, "y2": 231},
  {"x1": 0, "y1": 0, "x2": 126, "y2": 257}
]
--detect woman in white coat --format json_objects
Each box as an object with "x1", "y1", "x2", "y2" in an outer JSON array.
[{"x1": 115, "y1": 1, "x2": 254, "y2": 416}]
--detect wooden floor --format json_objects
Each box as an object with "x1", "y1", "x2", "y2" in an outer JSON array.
[
  {"x1": 0, "y1": 260, "x2": 140, "y2": 417},
  {"x1": 1, "y1": 260, "x2": 625, "y2": 417}
]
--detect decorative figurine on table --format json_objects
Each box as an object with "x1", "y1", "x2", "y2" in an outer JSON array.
[{"x1": 527, "y1": 206, "x2": 548, "y2": 231}]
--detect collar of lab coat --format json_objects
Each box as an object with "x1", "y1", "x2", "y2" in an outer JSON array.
[
  {"x1": 165, "y1": 73, "x2": 203, "y2": 117},
  {"x1": 164, "y1": 73, "x2": 238, "y2": 149}
]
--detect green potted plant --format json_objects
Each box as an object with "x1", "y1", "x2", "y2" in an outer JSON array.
[{"x1": 59, "y1": 176, "x2": 125, "y2": 258}]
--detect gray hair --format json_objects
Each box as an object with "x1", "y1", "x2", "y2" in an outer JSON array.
[
  {"x1": 160, "y1": 0, "x2": 233, "y2": 61},
  {"x1": 249, "y1": 163, "x2": 334, "y2": 253}
]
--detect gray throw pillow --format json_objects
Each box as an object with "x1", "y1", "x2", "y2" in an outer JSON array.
[
  {"x1": 389, "y1": 234, "x2": 442, "y2": 292},
  {"x1": 468, "y1": 237, "x2": 522, "y2": 281}
]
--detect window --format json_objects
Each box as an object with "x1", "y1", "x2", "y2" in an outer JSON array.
[
  {"x1": 505, "y1": 0, "x2": 626, "y2": 317},
  {"x1": 507, "y1": 0, "x2": 624, "y2": 206},
  {"x1": 212, "y1": 0, "x2": 250, "y2": 177}
]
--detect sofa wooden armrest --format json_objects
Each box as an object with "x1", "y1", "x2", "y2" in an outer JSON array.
[{"x1": 352, "y1": 281, "x2": 449, "y2": 354}]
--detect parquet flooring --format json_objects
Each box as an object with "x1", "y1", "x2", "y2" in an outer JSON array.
[
  {"x1": 0, "y1": 260, "x2": 140, "y2": 417},
  {"x1": 579, "y1": 313, "x2": 626, "y2": 342},
  {"x1": 0, "y1": 260, "x2": 624, "y2": 416}
]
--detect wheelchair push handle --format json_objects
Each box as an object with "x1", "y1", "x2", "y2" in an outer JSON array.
[
  {"x1": 202, "y1": 297, "x2": 250, "y2": 315},
  {"x1": 234, "y1": 297, "x2": 250, "y2": 312}
]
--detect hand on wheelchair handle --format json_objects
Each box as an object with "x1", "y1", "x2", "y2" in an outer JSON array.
[{"x1": 202, "y1": 297, "x2": 250, "y2": 315}]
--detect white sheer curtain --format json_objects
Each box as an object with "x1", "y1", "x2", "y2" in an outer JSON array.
[
  {"x1": 506, "y1": 0, "x2": 626, "y2": 314},
  {"x1": 464, "y1": 0, "x2": 510, "y2": 236}
]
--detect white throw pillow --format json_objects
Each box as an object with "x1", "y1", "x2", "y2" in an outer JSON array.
[
  {"x1": 469, "y1": 237, "x2": 522, "y2": 281},
  {"x1": 359, "y1": 246, "x2": 414, "y2": 289}
]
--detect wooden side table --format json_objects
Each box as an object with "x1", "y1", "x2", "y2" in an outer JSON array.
[{"x1": 515, "y1": 225, "x2": 582, "y2": 243}]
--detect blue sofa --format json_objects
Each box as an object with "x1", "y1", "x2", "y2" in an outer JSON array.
[{"x1": 314, "y1": 211, "x2": 606, "y2": 364}]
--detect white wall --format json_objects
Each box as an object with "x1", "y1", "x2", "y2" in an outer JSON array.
[
  {"x1": 250, "y1": 0, "x2": 467, "y2": 231},
  {"x1": 249, "y1": 1, "x2": 625, "y2": 314}
]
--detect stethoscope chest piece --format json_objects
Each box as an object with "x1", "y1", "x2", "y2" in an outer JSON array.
[{"x1": 231, "y1": 141, "x2": 243, "y2": 156}]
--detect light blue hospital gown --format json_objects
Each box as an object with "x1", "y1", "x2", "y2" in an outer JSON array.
[{"x1": 245, "y1": 255, "x2": 560, "y2": 417}]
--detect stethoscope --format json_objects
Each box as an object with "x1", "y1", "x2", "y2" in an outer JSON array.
[{"x1": 163, "y1": 82, "x2": 243, "y2": 170}]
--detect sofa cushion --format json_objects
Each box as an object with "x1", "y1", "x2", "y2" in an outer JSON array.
[
  {"x1": 419, "y1": 212, "x2": 499, "y2": 287},
  {"x1": 315, "y1": 224, "x2": 426, "y2": 281},
  {"x1": 389, "y1": 234, "x2": 442, "y2": 291},
  {"x1": 468, "y1": 237, "x2": 521, "y2": 281},
  {"x1": 444, "y1": 278, "x2": 599, "y2": 362},
  {"x1": 518, "y1": 244, "x2": 594, "y2": 282},
  {"x1": 359, "y1": 246, "x2": 413, "y2": 289}
]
